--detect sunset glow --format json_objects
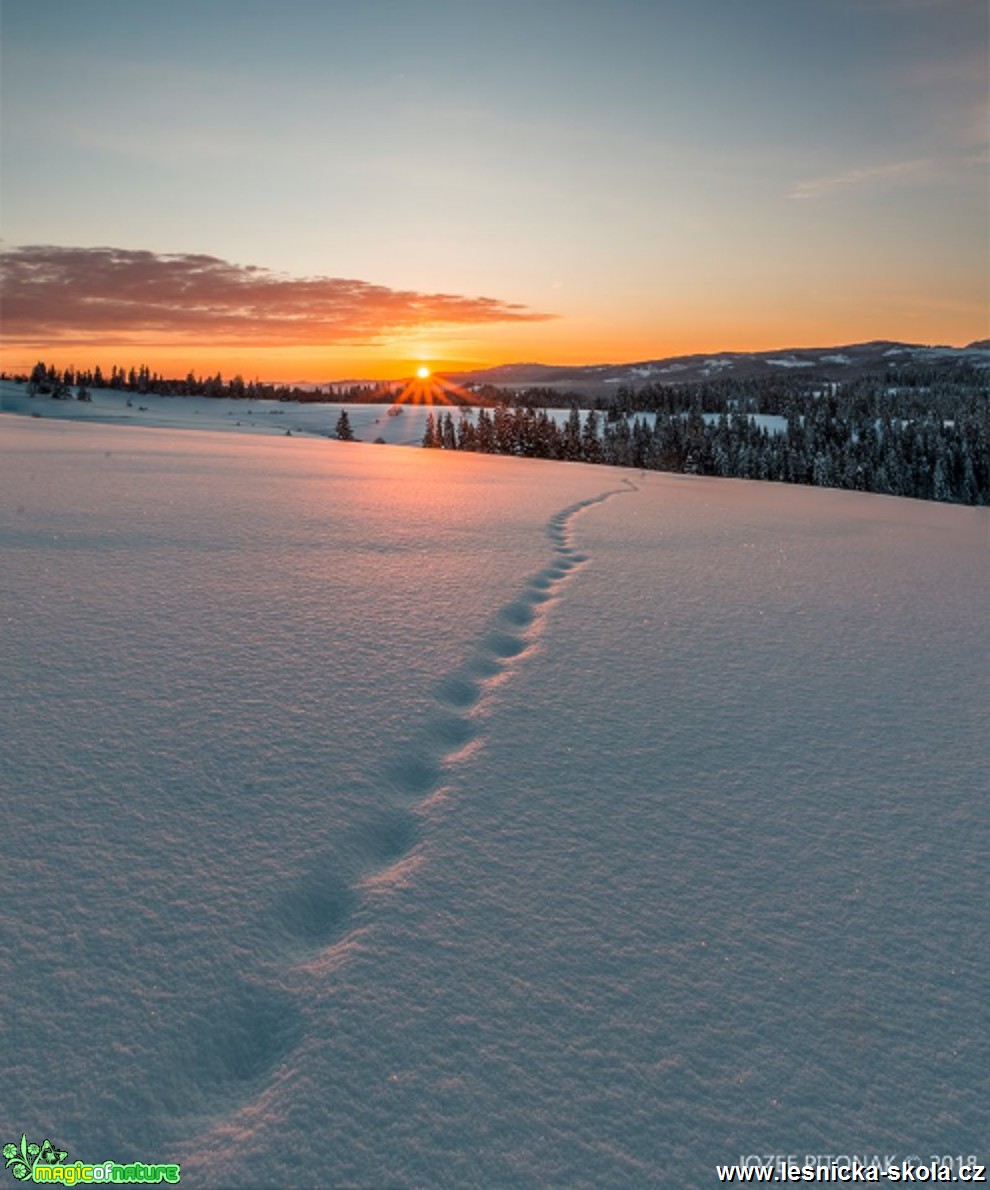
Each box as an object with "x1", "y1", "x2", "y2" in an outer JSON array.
[
  {"x1": 392, "y1": 371, "x2": 474, "y2": 407},
  {"x1": 0, "y1": 0, "x2": 986, "y2": 381},
  {"x1": 1, "y1": 4, "x2": 987, "y2": 1182}
]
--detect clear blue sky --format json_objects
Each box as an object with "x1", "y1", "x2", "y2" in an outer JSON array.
[{"x1": 2, "y1": 0, "x2": 987, "y2": 377}]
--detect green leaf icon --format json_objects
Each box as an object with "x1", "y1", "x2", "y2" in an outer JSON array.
[
  {"x1": 2, "y1": 1135, "x2": 68, "y2": 1177},
  {"x1": 37, "y1": 1140, "x2": 65, "y2": 1165}
]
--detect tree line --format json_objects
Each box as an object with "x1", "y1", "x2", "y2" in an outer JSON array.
[
  {"x1": 14, "y1": 361, "x2": 401, "y2": 404},
  {"x1": 421, "y1": 397, "x2": 988, "y2": 506},
  {"x1": 11, "y1": 359, "x2": 987, "y2": 504}
]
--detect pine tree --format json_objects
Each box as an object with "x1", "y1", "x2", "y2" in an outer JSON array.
[
  {"x1": 581, "y1": 410, "x2": 601, "y2": 462},
  {"x1": 475, "y1": 409, "x2": 494, "y2": 452},
  {"x1": 563, "y1": 407, "x2": 582, "y2": 460},
  {"x1": 441, "y1": 412, "x2": 457, "y2": 450},
  {"x1": 334, "y1": 409, "x2": 356, "y2": 441},
  {"x1": 457, "y1": 412, "x2": 476, "y2": 451}
]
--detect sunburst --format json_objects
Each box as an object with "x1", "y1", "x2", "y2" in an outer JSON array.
[{"x1": 390, "y1": 367, "x2": 476, "y2": 408}]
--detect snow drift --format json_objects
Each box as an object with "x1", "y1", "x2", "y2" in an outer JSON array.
[{"x1": 1, "y1": 415, "x2": 986, "y2": 1187}]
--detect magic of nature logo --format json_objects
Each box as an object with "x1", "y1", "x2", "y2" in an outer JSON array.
[
  {"x1": 2, "y1": 1136, "x2": 179, "y2": 1184},
  {"x1": 2, "y1": 1138, "x2": 67, "y2": 1182}
]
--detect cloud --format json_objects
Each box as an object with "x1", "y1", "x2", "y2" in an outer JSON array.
[
  {"x1": 788, "y1": 159, "x2": 934, "y2": 200},
  {"x1": 0, "y1": 245, "x2": 554, "y2": 347}
]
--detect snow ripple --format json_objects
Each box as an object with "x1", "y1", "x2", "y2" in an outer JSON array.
[
  {"x1": 153, "y1": 479, "x2": 640, "y2": 1143},
  {"x1": 386, "y1": 479, "x2": 638, "y2": 806},
  {"x1": 241, "y1": 480, "x2": 640, "y2": 1081}
]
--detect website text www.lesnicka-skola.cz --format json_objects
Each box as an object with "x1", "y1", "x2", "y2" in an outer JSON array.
[{"x1": 715, "y1": 1156, "x2": 986, "y2": 1183}]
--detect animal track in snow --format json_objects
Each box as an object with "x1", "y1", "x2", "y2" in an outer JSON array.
[
  {"x1": 205, "y1": 479, "x2": 637, "y2": 1115},
  {"x1": 289, "y1": 477, "x2": 638, "y2": 936}
]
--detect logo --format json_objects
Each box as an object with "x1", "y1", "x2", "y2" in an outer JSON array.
[
  {"x1": 2, "y1": 1137, "x2": 179, "y2": 1185},
  {"x1": 2, "y1": 1137, "x2": 67, "y2": 1183}
]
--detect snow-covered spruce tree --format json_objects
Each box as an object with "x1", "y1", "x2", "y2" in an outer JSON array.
[
  {"x1": 335, "y1": 410, "x2": 356, "y2": 441},
  {"x1": 581, "y1": 410, "x2": 601, "y2": 462},
  {"x1": 441, "y1": 411, "x2": 457, "y2": 449},
  {"x1": 474, "y1": 408, "x2": 495, "y2": 452},
  {"x1": 562, "y1": 406, "x2": 582, "y2": 460}
]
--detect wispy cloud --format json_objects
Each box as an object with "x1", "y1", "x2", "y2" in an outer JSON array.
[
  {"x1": 0, "y1": 246, "x2": 554, "y2": 347},
  {"x1": 788, "y1": 159, "x2": 934, "y2": 200}
]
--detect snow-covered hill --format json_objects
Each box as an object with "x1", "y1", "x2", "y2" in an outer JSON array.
[
  {"x1": 0, "y1": 379, "x2": 435, "y2": 443},
  {"x1": 449, "y1": 339, "x2": 990, "y2": 396},
  {"x1": 2, "y1": 416, "x2": 987, "y2": 1187}
]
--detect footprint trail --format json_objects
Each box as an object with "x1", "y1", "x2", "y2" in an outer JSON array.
[
  {"x1": 182, "y1": 479, "x2": 637, "y2": 1126},
  {"x1": 299, "y1": 478, "x2": 638, "y2": 949}
]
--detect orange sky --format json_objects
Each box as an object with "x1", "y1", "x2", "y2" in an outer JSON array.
[
  {"x1": 1, "y1": 244, "x2": 985, "y2": 383},
  {"x1": 1, "y1": 1, "x2": 987, "y2": 382}
]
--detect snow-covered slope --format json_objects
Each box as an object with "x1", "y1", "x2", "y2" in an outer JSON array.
[
  {"x1": 2, "y1": 416, "x2": 987, "y2": 1187},
  {"x1": 0, "y1": 380, "x2": 435, "y2": 444},
  {"x1": 449, "y1": 340, "x2": 990, "y2": 395}
]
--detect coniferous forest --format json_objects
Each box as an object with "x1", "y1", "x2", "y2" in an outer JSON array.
[
  {"x1": 421, "y1": 372, "x2": 988, "y2": 507},
  {"x1": 11, "y1": 360, "x2": 989, "y2": 505}
]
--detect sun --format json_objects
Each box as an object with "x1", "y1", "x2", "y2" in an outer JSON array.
[{"x1": 391, "y1": 366, "x2": 473, "y2": 407}]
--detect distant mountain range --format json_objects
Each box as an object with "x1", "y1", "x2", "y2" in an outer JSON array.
[{"x1": 441, "y1": 340, "x2": 990, "y2": 397}]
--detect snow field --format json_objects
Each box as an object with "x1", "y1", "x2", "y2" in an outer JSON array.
[{"x1": 1, "y1": 415, "x2": 987, "y2": 1187}]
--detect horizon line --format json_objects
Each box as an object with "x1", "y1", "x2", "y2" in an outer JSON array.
[{"x1": 2, "y1": 334, "x2": 987, "y2": 388}]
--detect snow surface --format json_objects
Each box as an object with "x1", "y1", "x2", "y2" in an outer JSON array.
[
  {"x1": 0, "y1": 383, "x2": 791, "y2": 440},
  {"x1": 2, "y1": 415, "x2": 988, "y2": 1188},
  {"x1": 0, "y1": 380, "x2": 438, "y2": 446}
]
